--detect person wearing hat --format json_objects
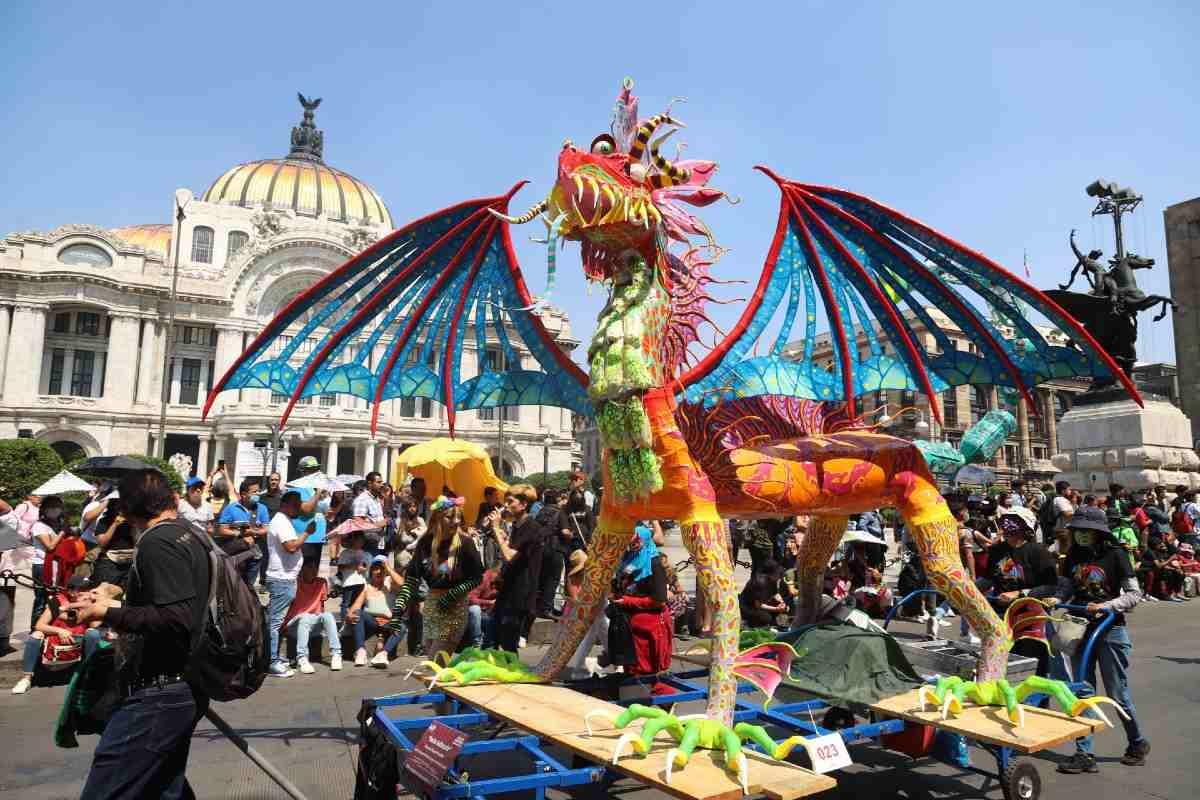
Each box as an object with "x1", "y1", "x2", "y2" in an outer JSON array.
[
  {"x1": 177, "y1": 477, "x2": 214, "y2": 537},
  {"x1": 1053, "y1": 505, "x2": 1150, "y2": 773},
  {"x1": 981, "y1": 506, "x2": 1059, "y2": 673},
  {"x1": 289, "y1": 456, "x2": 330, "y2": 564}
]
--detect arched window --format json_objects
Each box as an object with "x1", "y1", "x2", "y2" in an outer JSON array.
[
  {"x1": 190, "y1": 226, "x2": 214, "y2": 263},
  {"x1": 227, "y1": 230, "x2": 248, "y2": 258}
]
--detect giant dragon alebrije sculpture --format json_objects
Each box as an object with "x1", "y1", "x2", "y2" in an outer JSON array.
[{"x1": 205, "y1": 80, "x2": 1139, "y2": 784}]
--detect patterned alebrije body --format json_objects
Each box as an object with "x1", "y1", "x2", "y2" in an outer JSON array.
[
  {"x1": 533, "y1": 520, "x2": 632, "y2": 679},
  {"x1": 216, "y1": 82, "x2": 1139, "y2": 740},
  {"x1": 588, "y1": 254, "x2": 673, "y2": 500},
  {"x1": 682, "y1": 518, "x2": 739, "y2": 725},
  {"x1": 790, "y1": 515, "x2": 849, "y2": 626},
  {"x1": 909, "y1": 515, "x2": 1010, "y2": 680}
]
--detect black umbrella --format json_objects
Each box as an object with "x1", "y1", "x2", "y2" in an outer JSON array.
[{"x1": 74, "y1": 456, "x2": 154, "y2": 476}]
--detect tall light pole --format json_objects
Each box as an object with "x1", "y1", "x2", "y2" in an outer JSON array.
[
  {"x1": 541, "y1": 434, "x2": 554, "y2": 491},
  {"x1": 156, "y1": 189, "x2": 191, "y2": 458},
  {"x1": 1086, "y1": 179, "x2": 1141, "y2": 260}
]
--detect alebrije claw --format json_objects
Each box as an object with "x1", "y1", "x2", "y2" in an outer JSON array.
[
  {"x1": 584, "y1": 710, "x2": 615, "y2": 738},
  {"x1": 613, "y1": 732, "x2": 639, "y2": 764},
  {"x1": 664, "y1": 749, "x2": 678, "y2": 784}
]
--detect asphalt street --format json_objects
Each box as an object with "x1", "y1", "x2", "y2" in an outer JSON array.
[{"x1": 1, "y1": 590, "x2": 1197, "y2": 800}]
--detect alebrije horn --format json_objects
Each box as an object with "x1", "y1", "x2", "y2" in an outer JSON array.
[
  {"x1": 488, "y1": 199, "x2": 549, "y2": 224},
  {"x1": 628, "y1": 113, "x2": 684, "y2": 162}
]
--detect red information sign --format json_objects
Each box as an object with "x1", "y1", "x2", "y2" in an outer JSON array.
[{"x1": 401, "y1": 720, "x2": 468, "y2": 797}]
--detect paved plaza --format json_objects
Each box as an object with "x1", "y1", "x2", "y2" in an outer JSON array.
[{"x1": 2, "y1": 576, "x2": 1196, "y2": 800}]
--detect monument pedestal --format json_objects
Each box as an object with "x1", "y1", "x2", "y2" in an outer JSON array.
[{"x1": 1052, "y1": 395, "x2": 1200, "y2": 492}]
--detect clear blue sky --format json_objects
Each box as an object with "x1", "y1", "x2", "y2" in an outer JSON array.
[{"x1": 2, "y1": 1, "x2": 1196, "y2": 365}]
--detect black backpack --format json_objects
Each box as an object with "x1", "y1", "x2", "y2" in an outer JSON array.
[
  {"x1": 186, "y1": 527, "x2": 269, "y2": 701},
  {"x1": 1037, "y1": 497, "x2": 1060, "y2": 543}
]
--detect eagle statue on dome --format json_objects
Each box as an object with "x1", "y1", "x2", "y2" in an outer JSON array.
[{"x1": 205, "y1": 79, "x2": 1139, "y2": 786}]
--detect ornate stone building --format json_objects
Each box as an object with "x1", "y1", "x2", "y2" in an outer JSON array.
[
  {"x1": 1165, "y1": 196, "x2": 1200, "y2": 446},
  {"x1": 0, "y1": 98, "x2": 580, "y2": 482}
]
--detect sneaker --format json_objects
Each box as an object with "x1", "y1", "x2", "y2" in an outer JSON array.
[
  {"x1": 1120, "y1": 740, "x2": 1150, "y2": 766},
  {"x1": 297, "y1": 657, "x2": 315, "y2": 674},
  {"x1": 1056, "y1": 753, "x2": 1098, "y2": 774},
  {"x1": 915, "y1": 611, "x2": 931, "y2": 623},
  {"x1": 330, "y1": 653, "x2": 343, "y2": 671},
  {"x1": 268, "y1": 662, "x2": 295, "y2": 678},
  {"x1": 518, "y1": 637, "x2": 527, "y2": 648},
  {"x1": 942, "y1": 608, "x2": 957, "y2": 618},
  {"x1": 934, "y1": 616, "x2": 951, "y2": 628},
  {"x1": 354, "y1": 648, "x2": 368, "y2": 667},
  {"x1": 969, "y1": 634, "x2": 982, "y2": 646},
  {"x1": 371, "y1": 649, "x2": 389, "y2": 668},
  {"x1": 11, "y1": 675, "x2": 31, "y2": 694}
]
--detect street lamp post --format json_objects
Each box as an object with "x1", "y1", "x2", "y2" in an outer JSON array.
[
  {"x1": 541, "y1": 434, "x2": 554, "y2": 490},
  {"x1": 156, "y1": 190, "x2": 190, "y2": 458}
]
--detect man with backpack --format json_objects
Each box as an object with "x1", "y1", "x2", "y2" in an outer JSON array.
[
  {"x1": 70, "y1": 468, "x2": 213, "y2": 799},
  {"x1": 1039, "y1": 480, "x2": 1075, "y2": 551}
]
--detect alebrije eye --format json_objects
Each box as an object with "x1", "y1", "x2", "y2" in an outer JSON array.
[{"x1": 591, "y1": 134, "x2": 616, "y2": 155}]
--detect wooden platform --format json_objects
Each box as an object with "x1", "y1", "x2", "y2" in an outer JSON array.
[
  {"x1": 442, "y1": 683, "x2": 837, "y2": 800},
  {"x1": 869, "y1": 688, "x2": 1108, "y2": 753}
]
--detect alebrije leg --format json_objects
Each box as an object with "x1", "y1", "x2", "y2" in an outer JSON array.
[
  {"x1": 683, "y1": 517, "x2": 740, "y2": 727},
  {"x1": 721, "y1": 727, "x2": 748, "y2": 795},
  {"x1": 533, "y1": 510, "x2": 632, "y2": 681},
  {"x1": 733, "y1": 722, "x2": 779, "y2": 757},
  {"x1": 634, "y1": 716, "x2": 678, "y2": 755},
  {"x1": 675, "y1": 723, "x2": 701, "y2": 766},
  {"x1": 614, "y1": 703, "x2": 665, "y2": 728},
  {"x1": 897, "y1": 473, "x2": 1010, "y2": 681},
  {"x1": 789, "y1": 515, "x2": 847, "y2": 627}
]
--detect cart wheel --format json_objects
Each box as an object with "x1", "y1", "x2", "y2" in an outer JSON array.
[
  {"x1": 1000, "y1": 760, "x2": 1041, "y2": 800},
  {"x1": 821, "y1": 707, "x2": 856, "y2": 730}
]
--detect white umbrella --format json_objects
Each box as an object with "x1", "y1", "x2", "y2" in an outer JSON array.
[
  {"x1": 286, "y1": 472, "x2": 349, "y2": 492},
  {"x1": 32, "y1": 470, "x2": 96, "y2": 496},
  {"x1": 842, "y1": 529, "x2": 887, "y2": 546},
  {"x1": 335, "y1": 473, "x2": 364, "y2": 486}
]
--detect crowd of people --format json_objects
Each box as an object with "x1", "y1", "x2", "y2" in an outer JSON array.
[{"x1": 2, "y1": 456, "x2": 1183, "y2": 788}]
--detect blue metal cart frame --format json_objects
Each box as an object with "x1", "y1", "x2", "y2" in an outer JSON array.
[{"x1": 367, "y1": 690, "x2": 605, "y2": 800}]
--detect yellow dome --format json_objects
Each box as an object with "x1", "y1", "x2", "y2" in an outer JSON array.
[
  {"x1": 201, "y1": 94, "x2": 392, "y2": 228},
  {"x1": 111, "y1": 223, "x2": 172, "y2": 256},
  {"x1": 202, "y1": 159, "x2": 391, "y2": 228}
]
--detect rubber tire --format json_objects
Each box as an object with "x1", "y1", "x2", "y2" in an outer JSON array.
[
  {"x1": 1000, "y1": 760, "x2": 1041, "y2": 800},
  {"x1": 821, "y1": 707, "x2": 856, "y2": 730}
]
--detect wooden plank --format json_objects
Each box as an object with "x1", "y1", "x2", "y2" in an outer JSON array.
[
  {"x1": 869, "y1": 688, "x2": 1108, "y2": 753},
  {"x1": 443, "y1": 683, "x2": 836, "y2": 800}
]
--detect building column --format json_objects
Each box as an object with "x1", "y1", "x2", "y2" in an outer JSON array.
[
  {"x1": 362, "y1": 440, "x2": 376, "y2": 477},
  {"x1": 1016, "y1": 394, "x2": 1032, "y2": 469},
  {"x1": 105, "y1": 314, "x2": 141, "y2": 409},
  {"x1": 0, "y1": 305, "x2": 11, "y2": 398},
  {"x1": 1043, "y1": 389, "x2": 1059, "y2": 456},
  {"x1": 197, "y1": 436, "x2": 211, "y2": 478},
  {"x1": 210, "y1": 327, "x2": 242, "y2": 408},
  {"x1": 6, "y1": 305, "x2": 47, "y2": 405},
  {"x1": 212, "y1": 436, "x2": 228, "y2": 472},
  {"x1": 135, "y1": 320, "x2": 162, "y2": 404},
  {"x1": 325, "y1": 438, "x2": 340, "y2": 475}
]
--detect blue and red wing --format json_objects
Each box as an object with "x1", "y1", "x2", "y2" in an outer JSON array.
[
  {"x1": 678, "y1": 170, "x2": 1141, "y2": 416},
  {"x1": 203, "y1": 185, "x2": 590, "y2": 434}
]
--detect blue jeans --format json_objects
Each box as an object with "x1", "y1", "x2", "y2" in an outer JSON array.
[
  {"x1": 465, "y1": 604, "x2": 484, "y2": 648},
  {"x1": 241, "y1": 554, "x2": 262, "y2": 589},
  {"x1": 21, "y1": 629, "x2": 104, "y2": 673},
  {"x1": 30, "y1": 563, "x2": 47, "y2": 629},
  {"x1": 290, "y1": 612, "x2": 340, "y2": 660},
  {"x1": 80, "y1": 681, "x2": 207, "y2": 799},
  {"x1": 265, "y1": 578, "x2": 297, "y2": 665},
  {"x1": 1054, "y1": 624, "x2": 1146, "y2": 754}
]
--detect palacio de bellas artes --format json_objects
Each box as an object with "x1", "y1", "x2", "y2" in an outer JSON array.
[
  {"x1": 0, "y1": 99, "x2": 580, "y2": 484},
  {"x1": 3, "y1": 5, "x2": 1200, "y2": 800}
]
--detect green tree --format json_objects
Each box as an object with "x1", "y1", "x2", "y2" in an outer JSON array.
[
  {"x1": 519, "y1": 470, "x2": 574, "y2": 492},
  {"x1": 0, "y1": 439, "x2": 64, "y2": 505}
]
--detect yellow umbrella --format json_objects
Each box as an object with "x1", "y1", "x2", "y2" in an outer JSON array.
[{"x1": 393, "y1": 438, "x2": 508, "y2": 520}]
